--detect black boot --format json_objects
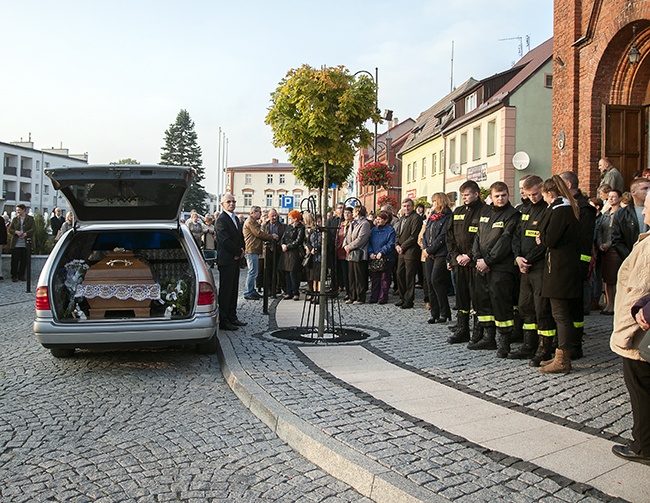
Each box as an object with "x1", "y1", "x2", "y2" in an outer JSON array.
[
  {"x1": 508, "y1": 330, "x2": 538, "y2": 360},
  {"x1": 468, "y1": 324, "x2": 496, "y2": 350},
  {"x1": 466, "y1": 315, "x2": 484, "y2": 349},
  {"x1": 571, "y1": 326, "x2": 584, "y2": 360},
  {"x1": 447, "y1": 312, "x2": 470, "y2": 344},
  {"x1": 529, "y1": 335, "x2": 555, "y2": 367},
  {"x1": 447, "y1": 313, "x2": 458, "y2": 331},
  {"x1": 496, "y1": 328, "x2": 512, "y2": 358}
]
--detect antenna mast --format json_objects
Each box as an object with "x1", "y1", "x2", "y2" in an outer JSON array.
[{"x1": 450, "y1": 40, "x2": 454, "y2": 92}]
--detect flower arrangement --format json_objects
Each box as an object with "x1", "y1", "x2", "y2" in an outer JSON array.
[
  {"x1": 62, "y1": 259, "x2": 89, "y2": 318},
  {"x1": 357, "y1": 161, "x2": 390, "y2": 188},
  {"x1": 377, "y1": 194, "x2": 399, "y2": 210},
  {"x1": 160, "y1": 278, "x2": 189, "y2": 317}
]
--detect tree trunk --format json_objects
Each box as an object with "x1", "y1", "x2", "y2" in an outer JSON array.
[{"x1": 318, "y1": 162, "x2": 329, "y2": 337}]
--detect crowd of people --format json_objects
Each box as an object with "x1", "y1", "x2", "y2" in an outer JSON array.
[{"x1": 180, "y1": 162, "x2": 650, "y2": 465}]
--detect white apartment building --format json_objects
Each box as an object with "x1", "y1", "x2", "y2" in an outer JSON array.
[
  {"x1": 1, "y1": 139, "x2": 88, "y2": 218},
  {"x1": 226, "y1": 158, "x2": 318, "y2": 215}
]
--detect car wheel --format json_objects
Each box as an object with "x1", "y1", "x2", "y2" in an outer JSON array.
[
  {"x1": 196, "y1": 332, "x2": 218, "y2": 354},
  {"x1": 50, "y1": 347, "x2": 75, "y2": 358}
]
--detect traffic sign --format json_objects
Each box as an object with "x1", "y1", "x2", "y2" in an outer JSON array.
[{"x1": 281, "y1": 195, "x2": 294, "y2": 208}]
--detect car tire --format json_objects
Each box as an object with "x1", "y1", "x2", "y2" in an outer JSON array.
[
  {"x1": 196, "y1": 332, "x2": 218, "y2": 354},
  {"x1": 50, "y1": 347, "x2": 75, "y2": 358}
]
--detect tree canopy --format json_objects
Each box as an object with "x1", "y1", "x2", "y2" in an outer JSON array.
[
  {"x1": 265, "y1": 64, "x2": 378, "y2": 188},
  {"x1": 110, "y1": 158, "x2": 140, "y2": 165},
  {"x1": 160, "y1": 109, "x2": 207, "y2": 214}
]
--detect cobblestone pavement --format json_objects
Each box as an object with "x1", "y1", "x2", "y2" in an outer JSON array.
[
  {"x1": 226, "y1": 280, "x2": 637, "y2": 503},
  {"x1": 0, "y1": 260, "x2": 370, "y2": 503}
]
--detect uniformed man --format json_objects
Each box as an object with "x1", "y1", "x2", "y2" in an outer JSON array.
[
  {"x1": 470, "y1": 181, "x2": 521, "y2": 357},
  {"x1": 510, "y1": 175, "x2": 557, "y2": 364},
  {"x1": 446, "y1": 180, "x2": 485, "y2": 344}
]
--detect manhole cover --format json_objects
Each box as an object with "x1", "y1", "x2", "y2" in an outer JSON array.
[{"x1": 268, "y1": 327, "x2": 372, "y2": 344}]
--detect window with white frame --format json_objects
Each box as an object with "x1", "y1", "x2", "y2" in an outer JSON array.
[
  {"x1": 279, "y1": 174, "x2": 285, "y2": 184},
  {"x1": 407, "y1": 163, "x2": 411, "y2": 182},
  {"x1": 422, "y1": 157, "x2": 427, "y2": 178},
  {"x1": 245, "y1": 174, "x2": 252, "y2": 184},
  {"x1": 432, "y1": 153, "x2": 437, "y2": 176},
  {"x1": 267, "y1": 174, "x2": 273, "y2": 184},
  {"x1": 465, "y1": 92, "x2": 477, "y2": 113},
  {"x1": 413, "y1": 161, "x2": 418, "y2": 180},
  {"x1": 265, "y1": 193, "x2": 273, "y2": 207},
  {"x1": 487, "y1": 120, "x2": 496, "y2": 156},
  {"x1": 244, "y1": 193, "x2": 252, "y2": 206},
  {"x1": 449, "y1": 138, "x2": 456, "y2": 166},
  {"x1": 460, "y1": 133, "x2": 468, "y2": 164},
  {"x1": 44, "y1": 185, "x2": 49, "y2": 195},
  {"x1": 473, "y1": 126, "x2": 481, "y2": 161},
  {"x1": 439, "y1": 150, "x2": 444, "y2": 173}
]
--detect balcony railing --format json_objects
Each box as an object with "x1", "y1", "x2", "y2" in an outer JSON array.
[
  {"x1": 3, "y1": 166, "x2": 17, "y2": 176},
  {"x1": 2, "y1": 190, "x2": 17, "y2": 200},
  {"x1": 20, "y1": 168, "x2": 32, "y2": 178},
  {"x1": 19, "y1": 191, "x2": 31, "y2": 202}
]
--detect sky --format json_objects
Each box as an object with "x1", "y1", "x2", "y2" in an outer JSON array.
[{"x1": 1, "y1": 0, "x2": 553, "y2": 195}]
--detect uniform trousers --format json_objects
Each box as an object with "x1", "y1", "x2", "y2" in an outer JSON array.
[
  {"x1": 548, "y1": 298, "x2": 575, "y2": 351},
  {"x1": 475, "y1": 269, "x2": 515, "y2": 328},
  {"x1": 518, "y1": 267, "x2": 556, "y2": 335},
  {"x1": 396, "y1": 256, "x2": 418, "y2": 307},
  {"x1": 623, "y1": 357, "x2": 650, "y2": 456},
  {"x1": 453, "y1": 264, "x2": 476, "y2": 314}
]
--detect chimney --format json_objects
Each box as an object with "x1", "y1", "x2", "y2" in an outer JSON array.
[
  {"x1": 391, "y1": 118, "x2": 399, "y2": 128},
  {"x1": 272, "y1": 158, "x2": 279, "y2": 164}
]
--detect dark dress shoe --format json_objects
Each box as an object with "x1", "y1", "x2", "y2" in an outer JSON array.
[
  {"x1": 244, "y1": 294, "x2": 261, "y2": 300},
  {"x1": 219, "y1": 322, "x2": 239, "y2": 331},
  {"x1": 400, "y1": 304, "x2": 413, "y2": 309},
  {"x1": 600, "y1": 310, "x2": 614, "y2": 316},
  {"x1": 231, "y1": 319, "x2": 248, "y2": 327},
  {"x1": 427, "y1": 317, "x2": 439, "y2": 324},
  {"x1": 395, "y1": 300, "x2": 404, "y2": 307},
  {"x1": 611, "y1": 444, "x2": 650, "y2": 465}
]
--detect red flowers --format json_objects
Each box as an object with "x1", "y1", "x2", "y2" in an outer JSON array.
[{"x1": 357, "y1": 161, "x2": 390, "y2": 188}]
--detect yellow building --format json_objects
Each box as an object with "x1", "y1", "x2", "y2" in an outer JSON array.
[{"x1": 398, "y1": 79, "x2": 478, "y2": 205}]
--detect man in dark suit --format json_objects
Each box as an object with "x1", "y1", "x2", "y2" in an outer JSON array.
[
  {"x1": 394, "y1": 198, "x2": 424, "y2": 309},
  {"x1": 215, "y1": 194, "x2": 246, "y2": 331},
  {"x1": 50, "y1": 208, "x2": 65, "y2": 237}
]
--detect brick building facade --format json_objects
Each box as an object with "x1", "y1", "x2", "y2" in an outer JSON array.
[{"x1": 553, "y1": 0, "x2": 650, "y2": 194}]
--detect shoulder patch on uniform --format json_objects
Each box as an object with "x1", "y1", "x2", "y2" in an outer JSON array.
[
  {"x1": 480, "y1": 216, "x2": 490, "y2": 223},
  {"x1": 521, "y1": 214, "x2": 530, "y2": 221},
  {"x1": 492, "y1": 221, "x2": 504, "y2": 228},
  {"x1": 454, "y1": 214, "x2": 465, "y2": 220}
]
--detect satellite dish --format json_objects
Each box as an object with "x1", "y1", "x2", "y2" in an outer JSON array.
[
  {"x1": 512, "y1": 151, "x2": 530, "y2": 170},
  {"x1": 449, "y1": 163, "x2": 461, "y2": 175}
]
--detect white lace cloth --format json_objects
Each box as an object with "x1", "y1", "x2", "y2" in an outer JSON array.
[{"x1": 75, "y1": 283, "x2": 161, "y2": 301}]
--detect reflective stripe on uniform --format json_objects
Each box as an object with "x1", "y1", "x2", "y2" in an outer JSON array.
[
  {"x1": 495, "y1": 319, "x2": 515, "y2": 328},
  {"x1": 539, "y1": 330, "x2": 556, "y2": 337},
  {"x1": 580, "y1": 254, "x2": 591, "y2": 262},
  {"x1": 573, "y1": 321, "x2": 585, "y2": 328},
  {"x1": 523, "y1": 323, "x2": 538, "y2": 330},
  {"x1": 477, "y1": 315, "x2": 495, "y2": 323}
]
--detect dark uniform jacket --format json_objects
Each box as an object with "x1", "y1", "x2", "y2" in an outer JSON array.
[
  {"x1": 395, "y1": 211, "x2": 424, "y2": 261},
  {"x1": 278, "y1": 222, "x2": 305, "y2": 272},
  {"x1": 574, "y1": 190, "x2": 597, "y2": 279},
  {"x1": 539, "y1": 197, "x2": 581, "y2": 299},
  {"x1": 446, "y1": 198, "x2": 485, "y2": 266},
  {"x1": 422, "y1": 208, "x2": 452, "y2": 258},
  {"x1": 472, "y1": 202, "x2": 520, "y2": 272},
  {"x1": 512, "y1": 198, "x2": 548, "y2": 272},
  {"x1": 612, "y1": 204, "x2": 644, "y2": 260}
]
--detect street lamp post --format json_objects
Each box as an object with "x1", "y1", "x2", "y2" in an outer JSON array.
[{"x1": 354, "y1": 67, "x2": 379, "y2": 211}]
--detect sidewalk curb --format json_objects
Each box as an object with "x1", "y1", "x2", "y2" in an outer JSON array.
[{"x1": 217, "y1": 332, "x2": 448, "y2": 503}]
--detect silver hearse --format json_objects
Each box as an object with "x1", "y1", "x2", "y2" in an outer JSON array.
[{"x1": 34, "y1": 165, "x2": 218, "y2": 357}]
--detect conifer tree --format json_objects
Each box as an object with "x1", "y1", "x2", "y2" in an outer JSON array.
[{"x1": 160, "y1": 109, "x2": 207, "y2": 214}]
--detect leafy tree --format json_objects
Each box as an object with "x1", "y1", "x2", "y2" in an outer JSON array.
[
  {"x1": 266, "y1": 64, "x2": 378, "y2": 335},
  {"x1": 160, "y1": 109, "x2": 207, "y2": 214},
  {"x1": 110, "y1": 158, "x2": 140, "y2": 165}
]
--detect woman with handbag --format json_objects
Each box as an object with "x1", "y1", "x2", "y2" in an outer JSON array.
[
  {"x1": 422, "y1": 193, "x2": 453, "y2": 323},
  {"x1": 279, "y1": 210, "x2": 306, "y2": 300},
  {"x1": 368, "y1": 211, "x2": 397, "y2": 304},
  {"x1": 344, "y1": 205, "x2": 371, "y2": 304}
]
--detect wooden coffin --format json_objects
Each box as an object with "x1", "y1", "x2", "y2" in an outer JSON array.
[{"x1": 79, "y1": 252, "x2": 159, "y2": 318}]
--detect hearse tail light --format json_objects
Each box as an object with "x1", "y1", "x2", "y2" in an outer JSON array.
[
  {"x1": 36, "y1": 286, "x2": 51, "y2": 311},
  {"x1": 197, "y1": 282, "x2": 215, "y2": 306}
]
